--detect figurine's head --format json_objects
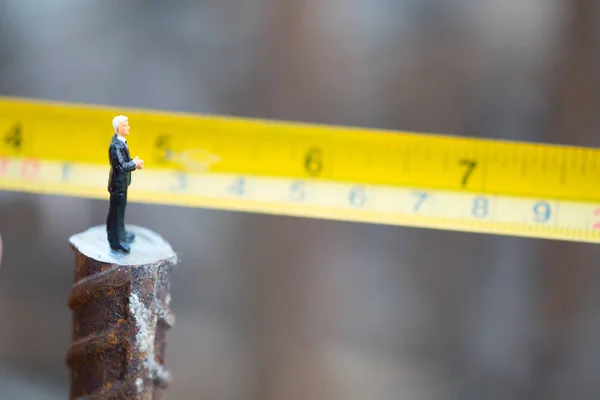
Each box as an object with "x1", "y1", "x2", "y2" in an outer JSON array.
[{"x1": 112, "y1": 115, "x2": 130, "y2": 137}]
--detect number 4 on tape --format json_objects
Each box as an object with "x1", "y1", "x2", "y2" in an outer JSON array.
[
  {"x1": 4, "y1": 123, "x2": 22, "y2": 152},
  {"x1": 229, "y1": 177, "x2": 245, "y2": 196}
]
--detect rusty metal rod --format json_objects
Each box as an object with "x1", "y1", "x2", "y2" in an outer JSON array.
[{"x1": 66, "y1": 225, "x2": 178, "y2": 400}]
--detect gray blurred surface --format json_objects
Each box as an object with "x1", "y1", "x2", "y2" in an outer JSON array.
[{"x1": 0, "y1": 1, "x2": 599, "y2": 399}]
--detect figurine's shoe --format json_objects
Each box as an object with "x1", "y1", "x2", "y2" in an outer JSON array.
[
  {"x1": 123, "y1": 231, "x2": 135, "y2": 243},
  {"x1": 109, "y1": 241, "x2": 130, "y2": 253}
]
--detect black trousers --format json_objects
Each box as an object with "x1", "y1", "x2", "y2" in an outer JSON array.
[{"x1": 106, "y1": 191, "x2": 127, "y2": 244}]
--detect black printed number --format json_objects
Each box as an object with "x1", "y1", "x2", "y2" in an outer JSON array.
[
  {"x1": 304, "y1": 148, "x2": 323, "y2": 176},
  {"x1": 4, "y1": 123, "x2": 22, "y2": 152},
  {"x1": 155, "y1": 134, "x2": 172, "y2": 163},
  {"x1": 459, "y1": 159, "x2": 477, "y2": 188}
]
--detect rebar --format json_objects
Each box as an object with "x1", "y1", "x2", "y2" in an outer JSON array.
[{"x1": 66, "y1": 225, "x2": 178, "y2": 400}]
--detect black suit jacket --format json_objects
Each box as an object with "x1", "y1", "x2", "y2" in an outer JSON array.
[{"x1": 108, "y1": 134, "x2": 136, "y2": 194}]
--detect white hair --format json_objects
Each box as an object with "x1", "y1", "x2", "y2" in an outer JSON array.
[{"x1": 112, "y1": 115, "x2": 128, "y2": 133}]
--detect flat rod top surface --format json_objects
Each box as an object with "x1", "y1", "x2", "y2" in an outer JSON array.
[{"x1": 69, "y1": 225, "x2": 178, "y2": 266}]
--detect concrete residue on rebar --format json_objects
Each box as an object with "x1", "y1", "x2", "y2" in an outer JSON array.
[
  {"x1": 135, "y1": 378, "x2": 143, "y2": 393},
  {"x1": 129, "y1": 290, "x2": 158, "y2": 392}
]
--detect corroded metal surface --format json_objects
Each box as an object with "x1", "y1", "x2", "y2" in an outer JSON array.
[{"x1": 66, "y1": 225, "x2": 178, "y2": 400}]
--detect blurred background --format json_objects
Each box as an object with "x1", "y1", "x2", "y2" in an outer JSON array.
[{"x1": 0, "y1": 0, "x2": 600, "y2": 399}]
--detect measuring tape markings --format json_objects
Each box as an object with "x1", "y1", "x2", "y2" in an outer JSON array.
[
  {"x1": 3, "y1": 96, "x2": 600, "y2": 200},
  {"x1": 1, "y1": 96, "x2": 600, "y2": 243},
  {"x1": 1, "y1": 156, "x2": 600, "y2": 243}
]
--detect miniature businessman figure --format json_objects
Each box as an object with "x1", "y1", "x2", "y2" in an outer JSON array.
[{"x1": 106, "y1": 115, "x2": 144, "y2": 252}]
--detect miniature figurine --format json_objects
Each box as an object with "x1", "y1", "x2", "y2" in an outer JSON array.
[{"x1": 106, "y1": 115, "x2": 144, "y2": 252}]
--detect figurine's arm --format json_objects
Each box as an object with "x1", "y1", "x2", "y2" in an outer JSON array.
[{"x1": 110, "y1": 145, "x2": 137, "y2": 172}]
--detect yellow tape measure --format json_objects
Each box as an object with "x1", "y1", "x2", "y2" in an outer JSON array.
[{"x1": 1, "y1": 95, "x2": 600, "y2": 243}]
